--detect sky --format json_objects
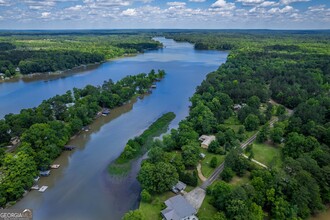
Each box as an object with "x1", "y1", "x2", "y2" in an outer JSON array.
[{"x1": 0, "y1": 0, "x2": 329, "y2": 29}]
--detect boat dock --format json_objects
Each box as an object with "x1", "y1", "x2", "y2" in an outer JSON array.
[
  {"x1": 50, "y1": 164, "x2": 60, "y2": 169},
  {"x1": 39, "y1": 186, "x2": 48, "y2": 192}
]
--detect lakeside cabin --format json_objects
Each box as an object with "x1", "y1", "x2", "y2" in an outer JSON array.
[
  {"x1": 39, "y1": 170, "x2": 50, "y2": 177},
  {"x1": 199, "y1": 135, "x2": 216, "y2": 149},
  {"x1": 64, "y1": 145, "x2": 76, "y2": 151}
]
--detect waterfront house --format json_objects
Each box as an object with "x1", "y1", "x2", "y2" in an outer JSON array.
[
  {"x1": 199, "y1": 135, "x2": 216, "y2": 149},
  {"x1": 161, "y1": 195, "x2": 198, "y2": 220},
  {"x1": 172, "y1": 181, "x2": 187, "y2": 194}
]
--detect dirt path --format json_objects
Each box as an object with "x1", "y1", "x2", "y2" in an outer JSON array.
[
  {"x1": 197, "y1": 163, "x2": 207, "y2": 182},
  {"x1": 242, "y1": 154, "x2": 268, "y2": 169}
]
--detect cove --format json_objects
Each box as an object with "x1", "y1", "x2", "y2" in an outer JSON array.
[{"x1": 11, "y1": 38, "x2": 228, "y2": 220}]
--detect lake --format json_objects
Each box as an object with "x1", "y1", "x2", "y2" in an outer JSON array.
[{"x1": 11, "y1": 37, "x2": 228, "y2": 220}]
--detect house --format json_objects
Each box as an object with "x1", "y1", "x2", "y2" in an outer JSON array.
[
  {"x1": 15, "y1": 67, "x2": 20, "y2": 72},
  {"x1": 161, "y1": 195, "x2": 198, "y2": 220},
  {"x1": 199, "y1": 135, "x2": 216, "y2": 149},
  {"x1": 200, "y1": 153, "x2": 206, "y2": 159},
  {"x1": 233, "y1": 104, "x2": 242, "y2": 111},
  {"x1": 151, "y1": 84, "x2": 157, "y2": 89},
  {"x1": 0, "y1": 73, "x2": 5, "y2": 79},
  {"x1": 172, "y1": 181, "x2": 187, "y2": 194}
]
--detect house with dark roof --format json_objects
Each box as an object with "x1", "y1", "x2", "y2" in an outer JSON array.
[
  {"x1": 172, "y1": 181, "x2": 187, "y2": 194},
  {"x1": 161, "y1": 195, "x2": 198, "y2": 220}
]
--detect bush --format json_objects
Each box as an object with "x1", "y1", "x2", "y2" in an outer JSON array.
[
  {"x1": 140, "y1": 189, "x2": 152, "y2": 203},
  {"x1": 180, "y1": 171, "x2": 198, "y2": 187},
  {"x1": 210, "y1": 157, "x2": 218, "y2": 168},
  {"x1": 221, "y1": 167, "x2": 235, "y2": 182}
]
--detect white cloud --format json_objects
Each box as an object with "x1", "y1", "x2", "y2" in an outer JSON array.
[
  {"x1": 259, "y1": 1, "x2": 278, "y2": 7},
  {"x1": 41, "y1": 12, "x2": 51, "y2": 18},
  {"x1": 280, "y1": 0, "x2": 310, "y2": 5},
  {"x1": 236, "y1": 0, "x2": 264, "y2": 6},
  {"x1": 211, "y1": 0, "x2": 236, "y2": 10},
  {"x1": 0, "y1": 0, "x2": 10, "y2": 6},
  {"x1": 66, "y1": 5, "x2": 85, "y2": 11},
  {"x1": 121, "y1": 8, "x2": 137, "y2": 16},
  {"x1": 167, "y1": 2, "x2": 186, "y2": 7},
  {"x1": 268, "y1": 5, "x2": 294, "y2": 14},
  {"x1": 308, "y1": 5, "x2": 325, "y2": 12},
  {"x1": 189, "y1": 0, "x2": 206, "y2": 2}
]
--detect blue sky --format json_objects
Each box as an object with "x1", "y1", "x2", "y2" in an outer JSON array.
[{"x1": 0, "y1": 0, "x2": 329, "y2": 29}]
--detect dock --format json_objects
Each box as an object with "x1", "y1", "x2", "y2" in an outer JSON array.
[
  {"x1": 31, "y1": 185, "x2": 39, "y2": 190},
  {"x1": 151, "y1": 84, "x2": 157, "y2": 89},
  {"x1": 39, "y1": 170, "x2": 50, "y2": 176},
  {"x1": 102, "y1": 108, "x2": 110, "y2": 116},
  {"x1": 50, "y1": 164, "x2": 60, "y2": 169},
  {"x1": 39, "y1": 186, "x2": 48, "y2": 192},
  {"x1": 64, "y1": 145, "x2": 76, "y2": 151}
]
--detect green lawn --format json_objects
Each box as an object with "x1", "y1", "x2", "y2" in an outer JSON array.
[
  {"x1": 200, "y1": 149, "x2": 225, "y2": 178},
  {"x1": 197, "y1": 194, "x2": 218, "y2": 220},
  {"x1": 224, "y1": 116, "x2": 241, "y2": 132},
  {"x1": 139, "y1": 191, "x2": 175, "y2": 220},
  {"x1": 229, "y1": 172, "x2": 251, "y2": 186},
  {"x1": 251, "y1": 142, "x2": 282, "y2": 167}
]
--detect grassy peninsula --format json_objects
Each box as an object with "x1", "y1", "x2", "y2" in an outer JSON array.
[{"x1": 108, "y1": 112, "x2": 176, "y2": 176}]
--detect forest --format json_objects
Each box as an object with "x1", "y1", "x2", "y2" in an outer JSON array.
[
  {"x1": 0, "y1": 33, "x2": 162, "y2": 77},
  {"x1": 0, "y1": 69, "x2": 165, "y2": 207},
  {"x1": 124, "y1": 30, "x2": 330, "y2": 220}
]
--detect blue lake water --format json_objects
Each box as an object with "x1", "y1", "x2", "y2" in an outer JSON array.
[{"x1": 11, "y1": 38, "x2": 228, "y2": 220}]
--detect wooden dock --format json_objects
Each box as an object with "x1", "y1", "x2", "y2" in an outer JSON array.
[{"x1": 39, "y1": 186, "x2": 48, "y2": 192}]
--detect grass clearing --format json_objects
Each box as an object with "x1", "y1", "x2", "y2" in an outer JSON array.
[
  {"x1": 139, "y1": 191, "x2": 175, "y2": 220},
  {"x1": 229, "y1": 172, "x2": 251, "y2": 186},
  {"x1": 251, "y1": 142, "x2": 282, "y2": 167},
  {"x1": 197, "y1": 194, "x2": 218, "y2": 220},
  {"x1": 200, "y1": 149, "x2": 225, "y2": 178}
]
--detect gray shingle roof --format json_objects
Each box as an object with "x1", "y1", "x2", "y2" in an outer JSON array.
[{"x1": 161, "y1": 195, "x2": 196, "y2": 220}]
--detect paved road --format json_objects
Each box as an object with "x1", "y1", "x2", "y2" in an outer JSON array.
[{"x1": 200, "y1": 117, "x2": 278, "y2": 190}]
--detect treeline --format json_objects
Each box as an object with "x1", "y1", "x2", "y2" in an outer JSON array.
[
  {"x1": 0, "y1": 34, "x2": 162, "y2": 77},
  {"x1": 0, "y1": 69, "x2": 165, "y2": 207},
  {"x1": 128, "y1": 31, "x2": 330, "y2": 219}
]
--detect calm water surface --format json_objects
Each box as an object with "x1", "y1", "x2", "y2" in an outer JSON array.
[{"x1": 11, "y1": 38, "x2": 228, "y2": 220}]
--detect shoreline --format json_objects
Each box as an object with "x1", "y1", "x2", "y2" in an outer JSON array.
[
  {"x1": 7, "y1": 71, "x2": 164, "y2": 208},
  {"x1": 0, "y1": 53, "x2": 139, "y2": 83},
  {"x1": 10, "y1": 94, "x2": 142, "y2": 208}
]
